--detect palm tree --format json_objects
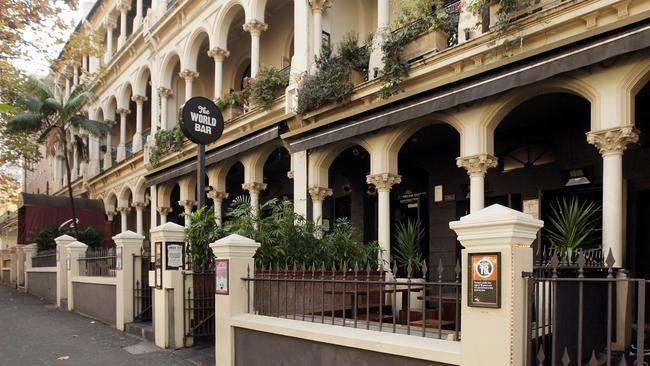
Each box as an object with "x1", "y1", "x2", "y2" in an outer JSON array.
[{"x1": 7, "y1": 78, "x2": 110, "y2": 237}]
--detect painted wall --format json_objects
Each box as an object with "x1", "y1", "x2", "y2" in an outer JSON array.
[
  {"x1": 73, "y1": 281, "x2": 117, "y2": 325},
  {"x1": 27, "y1": 271, "x2": 57, "y2": 303}
]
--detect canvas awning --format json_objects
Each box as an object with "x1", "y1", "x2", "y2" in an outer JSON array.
[{"x1": 287, "y1": 20, "x2": 650, "y2": 152}]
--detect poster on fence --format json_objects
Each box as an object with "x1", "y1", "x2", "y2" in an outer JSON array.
[
  {"x1": 468, "y1": 252, "x2": 501, "y2": 308},
  {"x1": 215, "y1": 259, "x2": 229, "y2": 295}
]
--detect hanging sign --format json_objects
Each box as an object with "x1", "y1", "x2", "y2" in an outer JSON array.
[
  {"x1": 166, "y1": 242, "x2": 185, "y2": 270},
  {"x1": 215, "y1": 259, "x2": 229, "y2": 295},
  {"x1": 180, "y1": 96, "x2": 224, "y2": 145},
  {"x1": 468, "y1": 252, "x2": 501, "y2": 308}
]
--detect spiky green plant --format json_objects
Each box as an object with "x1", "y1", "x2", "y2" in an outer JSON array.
[
  {"x1": 183, "y1": 206, "x2": 228, "y2": 271},
  {"x1": 546, "y1": 197, "x2": 601, "y2": 262},
  {"x1": 394, "y1": 218, "x2": 425, "y2": 276}
]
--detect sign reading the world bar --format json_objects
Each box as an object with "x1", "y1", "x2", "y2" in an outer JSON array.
[
  {"x1": 180, "y1": 96, "x2": 224, "y2": 145},
  {"x1": 468, "y1": 252, "x2": 501, "y2": 308}
]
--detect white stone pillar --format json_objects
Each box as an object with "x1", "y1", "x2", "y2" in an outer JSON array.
[
  {"x1": 210, "y1": 234, "x2": 260, "y2": 366},
  {"x1": 207, "y1": 48, "x2": 229, "y2": 100},
  {"x1": 309, "y1": 1, "x2": 332, "y2": 61},
  {"x1": 150, "y1": 184, "x2": 158, "y2": 227},
  {"x1": 179, "y1": 200, "x2": 195, "y2": 227},
  {"x1": 157, "y1": 207, "x2": 171, "y2": 225},
  {"x1": 179, "y1": 70, "x2": 199, "y2": 102},
  {"x1": 118, "y1": 1, "x2": 131, "y2": 49},
  {"x1": 117, "y1": 207, "x2": 130, "y2": 233},
  {"x1": 157, "y1": 87, "x2": 172, "y2": 130},
  {"x1": 65, "y1": 77, "x2": 71, "y2": 101},
  {"x1": 55, "y1": 235, "x2": 76, "y2": 308},
  {"x1": 291, "y1": 151, "x2": 308, "y2": 218},
  {"x1": 207, "y1": 191, "x2": 229, "y2": 227},
  {"x1": 450, "y1": 204, "x2": 543, "y2": 366},
  {"x1": 457, "y1": 154, "x2": 498, "y2": 214},
  {"x1": 114, "y1": 230, "x2": 145, "y2": 330},
  {"x1": 587, "y1": 126, "x2": 639, "y2": 267},
  {"x1": 117, "y1": 108, "x2": 130, "y2": 161},
  {"x1": 73, "y1": 63, "x2": 80, "y2": 87},
  {"x1": 105, "y1": 18, "x2": 116, "y2": 63},
  {"x1": 134, "y1": 0, "x2": 144, "y2": 29},
  {"x1": 243, "y1": 20, "x2": 268, "y2": 77},
  {"x1": 103, "y1": 120, "x2": 115, "y2": 169},
  {"x1": 242, "y1": 182, "x2": 267, "y2": 224},
  {"x1": 66, "y1": 241, "x2": 87, "y2": 311},
  {"x1": 367, "y1": 173, "x2": 401, "y2": 267},
  {"x1": 132, "y1": 95, "x2": 147, "y2": 152},
  {"x1": 368, "y1": 0, "x2": 389, "y2": 79},
  {"x1": 71, "y1": 142, "x2": 79, "y2": 180},
  {"x1": 308, "y1": 187, "x2": 332, "y2": 224},
  {"x1": 23, "y1": 244, "x2": 37, "y2": 293},
  {"x1": 133, "y1": 202, "x2": 146, "y2": 235}
]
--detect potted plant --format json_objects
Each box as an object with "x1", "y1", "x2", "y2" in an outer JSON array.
[
  {"x1": 546, "y1": 196, "x2": 601, "y2": 263},
  {"x1": 392, "y1": 0, "x2": 449, "y2": 60},
  {"x1": 249, "y1": 66, "x2": 289, "y2": 110},
  {"x1": 393, "y1": 218, "x2": 427, "y2": 323},
  {"x1": 338, "y1": 32, "x2": 371, "y2": 85},
  {"x1": 215, "y1": 81, "x2": 251, "y2": 121}
]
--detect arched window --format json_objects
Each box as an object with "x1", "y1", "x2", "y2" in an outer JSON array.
[
  {"x1": 502, "y1": 143, "x2": 555, "y2": 172},
  {"x1": 239, "y1": 62, "x2": 251, "y2": 90}
]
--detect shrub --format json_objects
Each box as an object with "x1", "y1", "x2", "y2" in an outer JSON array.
[
  {"x1": 149, "y1": 124, "x2": 184, "y2": 167},
  {"x1": 338, "y1": 32, "x2": 371, "y2": 74},
  {"x1": 249, "y1": 66, "x2": 289, "y2": 110},
  {"x1": 32, "y1": 226, "x2": 102, "y2": 251},
  {"x1": 214, "y1": 79, "x2": 251, "y2": 110}
]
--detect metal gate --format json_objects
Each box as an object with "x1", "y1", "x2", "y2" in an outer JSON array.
[
  {"x1": 133, "y1": 250, "x2": 153, "y2": 322},
  {"x1": 184, "y1": 271, "x2": 215, "y2": 346}
]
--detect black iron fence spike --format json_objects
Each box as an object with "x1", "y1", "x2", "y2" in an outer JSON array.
[
  {"x1": 536, "y1": 345, "x2": 545, "y2": 365},
  {"x1": 561, "y1": 347, "x2": 571, "y2": 366},
  {"x1": 392, "y1": 261, "x2": 398, "y2": 275},
  {"x1": 422, "y1": 260, "x2": 428, "y2": 279},
  {"x1": 588, "y1": 350, "x2": 598, "y2": 366},
  {"x1": 618, "y1": 354, "x2": 628, "y2": 366},
  {"x1": 406, "y1": 259, "x2": 413, "y2": 279},
  {"x1": 605, "y1": 248, "x2": 615, "y2": 269}
]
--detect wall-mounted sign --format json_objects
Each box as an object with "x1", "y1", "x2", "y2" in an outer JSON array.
[
  {"x1": 215, "y1": 259, "x2": 229, "y2": 295},
  {"x1": 115, "y1": 247, "x2": 123, "y2": 270},
  {"x1": 166, "y1": 242, "x2": 185, "y2": 270},
  {"x1": 180, "y1": 96, "x2": 224, "y2": 145},
  {"x1": 468, "y1": 252, "x2": 501, "y2": 308},
  {"x1": 154, "y1": 242, "x2": 162, "y2": 289}
]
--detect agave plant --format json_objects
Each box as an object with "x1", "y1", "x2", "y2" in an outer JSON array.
[
  {"x1": 546, "y1": 196, "x2": 601, "y2": 262},
  {"x1": 393, "y1": 218, "x2": 425, "y2": 277},
  {"x1": 6, "y1": 78, "x2": 110, "y2": 237}
]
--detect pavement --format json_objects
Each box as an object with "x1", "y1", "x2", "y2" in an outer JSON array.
[{"x1": 0, "y1": 285, "x2": 215, "y2": 366}]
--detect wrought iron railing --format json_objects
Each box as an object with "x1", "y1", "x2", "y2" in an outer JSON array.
[
  {"x1": 32, "y1": 249, "x2": 57, "y2": 268},
  {"x1": 79, "y1": 247, "x2": 116, "y2": 277},
  {"x1": 184, "y1": 271, "x2": 216, "y2": 346},
  {"x1": 243, "y1": 260, "x2": 462, "y2": 340}
]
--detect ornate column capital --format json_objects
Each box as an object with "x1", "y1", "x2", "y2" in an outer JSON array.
[
  {"x1": 179, "y1": 69, "x2": 199, "y2": 81},
  {"x1": 207, "y1": 190, "x2": 229, "y2": 201},
  {"x1": 131, "y1": 201, "x2": 146, "y2": 210},
  {"x1": 242, "y1": 19, "x2": 268, "y2": 36},
  {"x1": 116, "y1": 108, "x2": 131, "y2": 116},
  {"x1": 207, "y1": 47, "x2": 230, "y2": 61},
  {"x1": 309, "y1": 0, "x2": 333, "y2": 12},
  {"x1": 366, "y1": 173, "x2": 401, "y2": 192},
  {"x1": 178, "y1": 200, "x2": 196, "y2": 211},
  {"x1": 587, "y1": 125, "x2": 640, "y2": 156},
  {"x1": 106, "y1": 211, "x2": 116, "y2": 221},
  {"x1": 157, "y1": 87, "x2": 173, "y2": 98},
  {"x1": 117, "y1": 0, "x2": 132, "y2": 12},
  {"x1": 104, "y1": 16, "x2": 117, "y2": 30},
  {"x1": 456, "y1": 154, "x2": 498, "y2": 177},
  {"x1": 287, "y1": 171, "x2": 294, "y2": 179},
  {"x1": 242, "y1": 182, "x2": 268, "y2": 194},
  {"x1": 308, "y1": 186, "x2": 333, "y2": 202},
  {"x1": 132, "y1": 95, "x2": 148, "y2": 104},
  {"x1": 157, "y1": 206, "x2": 172, "y2": 216},
  {"x1": 116, "y1": 206, "x2": 131, "y2": 214}
]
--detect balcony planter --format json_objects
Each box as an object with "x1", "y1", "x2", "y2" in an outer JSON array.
[
  {"x1": 220, "y1": 105, "x2": 244, "y2": 121},
  {"x1": 350, "y1": 69, "x2": 366, "y2": 86},
  {"x1": 402, "y1": 29, "x2": 448, "y2": 61}
]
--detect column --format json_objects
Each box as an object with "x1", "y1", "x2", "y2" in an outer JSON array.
[
  {"x1": 242, "y1": 182, "x2": 267, "y2": 222},
  {"x1": 133, "y1": 0, "x2": 144, "y2": 29},
  {"x1": 54, "y1": 78, "x2": 61, "y2": 102},
  {"x1": 308, "y1": 186, "x2": 332, "y2": 224},
  {"x1": 118, "y1": 1, "x2": 131, "y2": 49},
  {"x1": 105, "y1": 18, "x2": 116, "y2": 63},
  {"x1": 366, "y1": 173, "x2": 401, "y2": 266},
  {"x1": 587, "y1": 126, "x2": 639, "y2": 267},
  {"x1": 207, "y1": 48, "x2": 229, "y2": 100},
  {"x1": 456, "y1": 154, "x2": 498, "y2": 214},
  {"x1": 66, "y1": 241, "x2": 87, "y2": 311},
  {"x1": 150, "y1": 184, "x2": 158, "y2": 228},
  {"x1": 179, "y1": 70, "x2": 199, "y2": 101},
  {"x1": 71, "y1": 141, "x2": 79, "y2": 180},
  {"x1": 88, "y1": 133, "x2": 101, "y2": 177},
  {"x1": 179, "y1": 200, "x2": 195, "y2": 227},
  {"x1": 291, "y1": 151, "x2": 308, "y2": 218},
  {"x1": 157, "y1": 87, "x2": 173, "y2": 130},
  {"x1": 73, "y1": 63, "x2": 79, "y2": 87},
  {"x1": 55, "y1": 234, "x2": 76, "y2": 308},
  {"x1": 106, "y1": 211, "x2": 116, "y2": 223},
  {"x1": 207, "y1": 191, "x2": 229, "y2": 226},
  {"x1": 368, "y1": 0, "x2": 389, "y2": 79},
  {"x1": 103, "y1": 120, "x2": 115, "y2": 169},
  {"x1": 132, "y1": 95, "x2": 147, "y2": 152},
  {"x1": 116, "y1": 108, "x2": 130, "y2": 161},
  {"x1": 65, "y1": 77, "x2": 71, "y2": 101},
  {"x1": 132, "y1": 202, "x2": 146, "y2": 235},
  {"x1": 309, "y1": 0, "x2": 332, "y2": 60},
  {"x1": 23, "y1": 244, "x2": 37, "y2": 293},
  {"x1": 114, "y1": 230, "x2": 145, "y2": 330},
  {"x1": 157, "y1": 207, "x2": 171, "y2": 224},
  {"x1": 117, "y1": 206, "x2": 130, "y2": 233},
  {"x1": 243, "y1": 20, "x2": 268, "y2": 77},
  {"x1": 81, "y1": 56, "x2": 88, "y2": 73}
]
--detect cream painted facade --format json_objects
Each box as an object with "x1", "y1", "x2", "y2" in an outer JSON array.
[{"x1": 37, "y1": 0, "x2": 650, "y2": 276}]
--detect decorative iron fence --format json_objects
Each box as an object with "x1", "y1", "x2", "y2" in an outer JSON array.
[
  {"x1": 523, "y1": 249, "x2": 649, "y2": 366},
  {"x1": 78, "y1": 247, "x2": 116, "y2": 277},
  {"x1": 32, "y1": 249, "x2": 57, "y2": 268},
  {"x1": 243, "y1": 259, "x2": 462, "y2": 341},
  {"x1": 184, "y1": 271, "x2": 216, "y2": 346}
]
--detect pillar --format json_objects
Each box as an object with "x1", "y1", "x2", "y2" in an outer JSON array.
[
  {"x1": 210, "y1": 234, "x2": 260, "y2": 366},
  {"x1": 367, "y1": 173, "x2": 401, "y2": 266},
  {"x1": 242, "y1": 182, "x2": 267, "y2": 223},
  {"x1": 133, "y1": 202, "x2": 146, "y2": 235},
  {"x1": 103, "y1": 120, "x2": 115, "y2": 169},
  {"x1": 308, "y1": 186, "x2": 332, "y2": 224},
  {"x1": 291, "y1": 151, "x2": 308, "y2": 218},
  {"x1": 55, "y1": 234, "x2": 76, "y2": 308},
  {"x1": 157, "y1": 207, "x2": 171, "y2": 224},
  {"x1": 116, "y1": 108, "x2": 130, "y2": 161},
  {"x1": 118, "y1": 1, "x2": 131, "y2": 49},
  {"x1": 309, "y1": 1, "x2": 332, "y2": 61},
  {"x1": 587, "y1": 126, "x2": 639, "y2": 267},
  {"x1": 105, "y1": 18, "x2": 116, "y2": 63},
  {"x1": 450, "y1": 204, "x2": 543, "y2": 366},
  {"x1": 157, "y1": 87, "x2": 173, "y2": 130},
  {"x1": 114, "y1": 230, "x2": 145, "y2": 330},
  {"x1": 73, "y1": 63, "x2": 79, "y2": 87},
  {"x1": 65, "y1": 77, "x2": 71, "y2": 101},
  {"x1": 23, "y1": 244, "x2": 37, "y2": 293},
  {"x1": 368, "y1": 0, "x2": 389, "y2": 79},
  {"x1": 71, "y1": 141, "x2": 79, "y2": 180},
  {"x1": 132, "y1": 95, "x2": 147, "y2": 152},
  {"x1": 117, "y1": 206, "x2": 130, "y2": 233},
  {"x1": 207, "y1": 191, "x2": 229, "y2": 226},
  {"x1": 150, "y1": 184, "x2": 158, "y2": 227},
  {"x1": 243, "y1": 20, "x2": 268, "y2": 77},
  {"x1": 179, "y1": 200, "x2": 195, "y2": 227},
  {"x1": 179, "y1": 70, "x2": 199, "y2": 102},
  {"x1": 134, "y1": 0, "x2": 144, "y2": 29},
  {"x1": 456, "y1": 154, "x2": 498, "y2": 214},
  {"x1": 66, "y1": 241, "x2": 87, "y2": 311},
  {"x1": 207, "y1": 48, "x2": 229, "y2": 99}
]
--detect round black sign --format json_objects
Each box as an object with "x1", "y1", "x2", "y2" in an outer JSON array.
[{"x1": 180, "y1": 96, "x2": 224, "y2": 145}]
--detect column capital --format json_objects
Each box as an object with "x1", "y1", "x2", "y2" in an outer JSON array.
[
  {"x1": 308, "y1": 186, "x2": 333, "y2": 202},
  {"x1": 157, "y1": 206, "x2": 172, "y2": 216},
  {"x1": 207, "y1": 47, "x2": 230, "y2": 61},
  {"x1": 132, "y1": 95, "x2": 148, "y2": 104},
  {"x1": 131, "y1": 201, "x2": 146, "y2": 209},
  {"x1": 309, "y1": 0, "x2": 333, "y2": 12},
  {"x1": 116, "y1": 108, "x2": 131, "y2": 116},
  {"x1": 456, "y1": 154, "x2": 498, "y2": 177},
  {"x1": 116, "y1": 206, "x2": 131, "y2": 214},
  {"x1": 242, "y1": 182, "x2": 267, "y2": 194},
  {"x1": 242, "y1": 19, "x2": 268, "y2": 36},
  {"x1": 587, "y1": 125, "x2": 639, "y2": 156},
  {"x1": 104, "y1": 16, "x2": 117, "y2": 29},
  {"x1": 157, "y1": 86, "x2": 173, "y2": 98},
  {"x1": 207, "y1": 190, "x2": 229, "y2": 201},
  {"x1": 287, "y1": 170, "x2": 294, "y2": 179},
  {"x1": 179, "y1": 69, "x2": 199, "y2": 81},
  {"x1": 117, "y1": 0, "x2": 132, "y2": 12},
  {"x1": 178, "y1": 200, "x2": 196, "y2": 211},
  {"x1": 103, "y1": 119, "x2": 116, "y2": 127},
  {"x1": 366, "y1": 173, "x2": 401, "y2": 192},
  {"x1": 106, "y1": 211, "x2": 116, "y2": 221}
]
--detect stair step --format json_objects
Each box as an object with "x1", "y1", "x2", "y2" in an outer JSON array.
[{"x1": 125, "y1": 322, "x2": 154, "y2": 342}]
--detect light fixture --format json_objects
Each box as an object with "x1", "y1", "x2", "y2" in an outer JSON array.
[{"x1": 565, "y1": 168, "x2": 591, "y2": 187}]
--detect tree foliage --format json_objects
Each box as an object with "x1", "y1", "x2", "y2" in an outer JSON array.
[{"x1": 0, "y1": 170, "x2": 20, "y2": 214}]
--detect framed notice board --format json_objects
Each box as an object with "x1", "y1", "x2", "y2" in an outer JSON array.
[
  {"x1": 468, "y1": 252, "x2": 501, "y2": 308},
  {"x1": 165, "y1": 242, "x2": 185, "y2": 270},
  {"x1": 215, "y1": 259, "x2": 229, "y2": 295}
]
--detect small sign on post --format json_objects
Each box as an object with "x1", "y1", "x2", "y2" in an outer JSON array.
[
  {"x1": 215, "y1": 259, "x2": 229, "y2": 295},
  {"x1": 166, "y1": 242, "x2": 185, "y2": 270},
  {"x1": 468, "y1": 252, "x2": 501, "y2": 308},
  {"x1": 155, "y1": 242, "x2": 162, "y2": 289}
]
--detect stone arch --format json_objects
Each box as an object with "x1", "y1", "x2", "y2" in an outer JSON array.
[
  {"x1": 118, "y1": 185, "x2": 134, "y2": 208},
  {"x1": 183, "y1": 27, "x2": 212, "y2": 72},
  {"x1": 159, "y1": 51, "x2": 182, "y2": 88},
  {"x1": 104, "y1": 96, "x2": 118, "y2": 120},
  {"x1": 95, "y1": 107, "x2": 104, "y2": 121},
  {"x1": 207, "y1": 158, "x2": 242, "y2": 192},
  {"x1": 249, "y1": 0, "x2": 267, "y2": 23},
  {"x1": 134, "y1": 66, "x2": 151, "y2": 96},
  {"x1": 104, "y1": 192, "x2": 118, "y2": 213},
  {"x1": 213, "y1": 0, "x2": 248, "y2": 50},
  {"x1": 118, "y1": 82, "x2": 133, "y2": 109},
  {"x1": 308, "y1": 137, "x2": 374, "y2": 188},
  {"x1": 621, "y1": 54, "x2": 650, "y2": 127},
  {"x1": 241, "y1": 141, "x2": 287, "y2": 183},
  {"x1": 157, "y1": 181, "x2": 178, "y2": 208},
  {"x1": 133, "y1": 177, "x2": 147, "y2": 203}
]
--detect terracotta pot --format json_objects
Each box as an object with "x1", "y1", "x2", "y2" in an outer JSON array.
[
  {"x1": 350, "y1": 69, "x2": 366, "y2": 85},
  {"x1": 221, "y1": 105, "x2": 244, "y2": 121},
  {"x1": 402, "y1": 29, "x2": 449, "y2": 61}
]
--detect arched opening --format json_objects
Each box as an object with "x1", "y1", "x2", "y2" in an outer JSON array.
[
  {"x1": 224, "y1": 162, "x2": 246, "y2": 215},
  {"x1": 261, "y1": 147, "x2": 292, "y2": 203},
  {"x1": 169, "y1": 184, "x2": 183, "y2": 226},
  {"x1": 124, "y1": 84, "x2": 136, "y2": 157},
  {"x1": 166, "y1": 55, "x2": 183, "y2": 128},
  {"x1": 107, "y1": 97, "x2": 118, "y2": 164},
  {"x1": 188, "y1": 32, "x2": 214, "y2": 99},
  {"x1": 139, "y1": 68, "x2": 153, "y2": 143},
  {"x1": 261, "y1": 0, "x2": 294, "y2": 71},
  {"x1": 221, "y1": 5, "x2": 250, "y2": 97}
]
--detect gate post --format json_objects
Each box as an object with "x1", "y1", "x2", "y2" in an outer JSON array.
[
  {"x1": 450, "y1": 204, "x2": 543, "y2": 366},
  {"x1": 114, "y1": 230, "x2": 145, "y2": 331},
  {"x1": 23, "y1": 244, "x2": 37, "y2": 293},
  {"x1": 150, "y1": 222, "x2": 186, "y2": 349},
  {"x1": 55, "y1": 235, "x2": 76, "y2": 308},
  {"x1": 210, "y1": 234, "x2": 260, "y2": 366},
  {"x1": 66, "y1": 241, "x2": 88, "y2": 311}
]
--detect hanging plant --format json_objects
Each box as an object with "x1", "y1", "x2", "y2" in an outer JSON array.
[
  {"x1": 149, "y1": 124, "x2": 184, "y2": 167},
  {"x1": 249, "y1": 66, "x2": 289, "y2": 110}
]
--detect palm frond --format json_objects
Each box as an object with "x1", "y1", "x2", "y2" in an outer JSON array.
[
  {"x1": 394, "y1": 218, "x2": 424, "y2": 275},
  {"x1": 73, "y1": 135, "x2": 89, "y2": 162},
  {"x1": 7, "y1": 113, "x2": 45, "y2": 132},
  {"x1": 73, "y1": 117, "x2": 111, "y2": 136},
  {"x1": 24, "y1": 77, "x2": 53, "y2": 100},
  {"x1": 23, "y1": 97, "x2": 43, "y2": 113},
  {"x1": 545, "y1": 196, "x2": 601, "y2": 260},
  {"x1": 41, "y1": 98, "x2": 63, "y2": 116},
  {"x1": 64, "y1": 90, "x2": 93, "y2": 116}
]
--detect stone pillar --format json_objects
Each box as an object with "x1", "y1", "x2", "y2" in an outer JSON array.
[
  {"x1": 55, "y1": 235, "x2": 76, "y2": 308},
  {"x1": 103, "y1": 120, "x2": 115, "y2": 169},
  {"x1": 207, "y1": 191, "x2": 229, "y2": 226},
  {"x1": 179, "y1": 70, "x2": 199, "y2": 102},
  {"x1": 450, "y1": 204, "x2": 543, "y2": 366},
  {"x1": 73, "y1": 63, "x2": 80, "y2": 87},
  {"x1": 291, "y1": 151, "x2": 308, "y2": 218},
  {"x1": 179, "y1": 200, "x2": 195, "y2": 227},
  {"x1": 157, "y1": 206, "x2": 171, "y2": 224},
  {"x1": 367, "y1": 173, "x2": 401, "y2": 267},
  {"x1": 116, "y1": 108, "x2": 130, "y2": 161},
  {"x1": 65, "y1": 77, "x2": 71, "y2": 101},
  {"x1": 457, "y1": 154, "x2": 498, "y2": 214},
  {"x1": 150, "y1": 185, "x2": 158, "y2": 227},
  {"x1": 71, "y1": 142, "x2": 79, "y2": 180},
  {"x1": 88, "y1": 133, "x2": 101, "y2": 177},
  {"x1": 210, "y1": 234, "x2": 260, "y2": 366},
  {"x1": 309, "y1": 0, "x2": 332, "y2": 61},
  {"x1": 242, "y1": 182, "x2": 267, "y2": 223},
  {"x1": 243, "y1": 20, "x2": 268, "y2": 77},
  {"x1": 133, "y1": 202, "x2": 146, "y2": 235},
  {"x1": 368, "y1": 0, "x2": 388, "y2": 79},
  {"x1": 131, "y1": 95, "x2": 147, "y2": 152},
  {"x1": 117, "y1": 206, "x2": 131, "y2": 233},
  {"x1": 105, "y1": 18, "x2": 116, "y2": 63},
  {"x1": 118, "y1": 1, "x2": 131, "y2": 48},
  {"x1": 23, "y1": 244, "x2": 37, "y2": 293},
  {"x1": 157, "y1": 87, "x2": 173, "y2": 130},
  {"x1": 308, "y1": 186, "x2": 332, "y2": 225},
  {"x1": 134, "y1": 0, "x2": 144, "y2": 29},
  {"x1": 208, "y1": 48, "x2": 229, "y2": 100},
  {"x1": 114, "y1": 230, "x2": 145, "y2": 330},
  {"x1": 587, "y1": 126, "x2": 639, "y2": 267},
  {"x1": 66, "y1": 241, "x2": 87, "y2": 311}
]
